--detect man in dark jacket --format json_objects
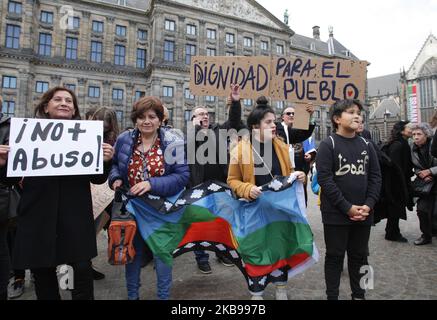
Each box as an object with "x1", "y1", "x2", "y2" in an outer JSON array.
[
  {"x1": 187, "y1": 85, "x2": 245, "y2": 273},
  {"x1": 276, "y1": 105, "x2": 316, "y2": 205},
  {"x1": 276, "y1": 106, "x2": 316, "y2": 148}
]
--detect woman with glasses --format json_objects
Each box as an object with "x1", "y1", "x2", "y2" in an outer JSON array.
[
  {"x1": 8, "y1": 86, "x2": 114, "y2": 299},
  {"x1": 277, "y1": 106, "x2": 316, "y2": 205},
  {"x1": 410, "y1": 123, "x2": 437, "y2": 245}
]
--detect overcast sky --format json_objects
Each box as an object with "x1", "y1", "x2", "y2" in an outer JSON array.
[{"x1": 256, "y1": 0, "x2": 436, "y2": 78}]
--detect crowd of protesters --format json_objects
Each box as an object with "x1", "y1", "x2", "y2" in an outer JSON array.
[{"x1": 0, "y1": 83, "x2": 435, "y2": 301}]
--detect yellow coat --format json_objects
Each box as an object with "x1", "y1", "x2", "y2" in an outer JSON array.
[{"x1": 227, "y1": 137, "x2": 293, "y2": 200}]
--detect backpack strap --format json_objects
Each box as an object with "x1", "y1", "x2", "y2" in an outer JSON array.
[
  {"x1": 329, "y1": 136, "x2": 335, "y2": 150},
  {"x1": 359, "y1": 136, "x2": 370, "y2": 146}
]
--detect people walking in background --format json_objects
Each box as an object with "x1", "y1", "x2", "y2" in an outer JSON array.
[
  {"x1": 410, "y1": 123, "x2": 437, "y2": 245},
  {"x1": 380, "y1": 121, "x2": 413, "y2": 242},
  {"x1": 316, "y1": 99, "x2": 381, "y2": 300}
]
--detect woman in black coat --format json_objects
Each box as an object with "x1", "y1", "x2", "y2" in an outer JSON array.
[
  {"x1": 0, "y1": 104, "x2": 16, "y2": 300},
  {"x1": 383, "y1": 121, "x2": 413, "y2": 242},
  {"x1": 8, "y1": 87, "x2": 114, "y2": 300},
  {"x1": 411, "y1": 123, "x2": 437, "y2": 245}
]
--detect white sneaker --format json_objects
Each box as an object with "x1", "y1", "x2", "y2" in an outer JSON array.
[
  {"x1": 251, "y1": 295, "x2": 264, "y2": 300},
  {"x1": 275, "y1": 285, "x2": 288, "y2": 300}
]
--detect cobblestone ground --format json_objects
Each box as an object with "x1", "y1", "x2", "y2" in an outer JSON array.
[{"x1": 15, "y1": 192, "x2": 437, "y2": 300}]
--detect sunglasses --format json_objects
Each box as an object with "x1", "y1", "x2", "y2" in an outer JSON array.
[{"x1": 284, "y1": 112, "x2": 295, "y2": 116}]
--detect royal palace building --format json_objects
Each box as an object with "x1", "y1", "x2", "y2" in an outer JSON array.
[{"x1": 1, "y1": 0, "x2": 359, "y2": 138}]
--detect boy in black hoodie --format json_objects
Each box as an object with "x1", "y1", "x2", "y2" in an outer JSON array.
[{"x1": 316, "y1": 99, "x2": 381, "y2": 300}]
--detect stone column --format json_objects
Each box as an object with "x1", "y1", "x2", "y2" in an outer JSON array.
[
  {"x1": 21, "y1": 0, "x2": 35, "y2": 51},
  {"x1": 17, "y1": 69, "x2": 33, "y2": 117},
  {"x1": 177, "y1": 15, "x2": 186, "y2": 65},
  {"x1": 150, "y1": 77, "x2": 161, "y2": 100},
  {"x1": 105, "y1": 16, "x2": 115, "y2": 64},
  {"x1": 431, "y1": 76, "x2": 437, "y2": 109},
  {"x1": 79, "y1": 11, "x2": 91, "y2": 60},
  {"x1": 150, "y1": 9, "x2": 163, "y2": 64},
  {"x1": 77, "y1": 77, "x2": 87, "y2": 111},
  {"x1": 125, "y1": 82, "x2": 135, "y2": 116},
  {"x1": 198, "y1": 20, "x2": 206, "y2": 56},
  {"x1": 175, "y1": 80, "x2": 185, "y2": 129},
  {"x1": 102, "y1": 80, "x2": 111, "y2": 107},
  {"x1": 128, "y1": 21, "x2": 136, "y2": 67},
  {"x1": 218, "y1": 24, "x2": 225, "y2": 55},
  {"x1": 50, "y1": 75, "x2": 62, "y2": 87}
]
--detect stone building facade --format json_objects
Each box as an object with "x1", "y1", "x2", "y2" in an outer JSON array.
[
  {"x1": 1, "y1": 0, "x2": 359, "y2": 136},
  {"x1": 367, "y1": 73, "x2": 403, "y2": 142},
  {"x1": 401, "y1": 34, "x2": 437, "y2": 123}
]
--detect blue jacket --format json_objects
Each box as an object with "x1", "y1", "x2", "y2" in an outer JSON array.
[{"x1": 109, "y1": 127, "x2": 189, "y2": 197}]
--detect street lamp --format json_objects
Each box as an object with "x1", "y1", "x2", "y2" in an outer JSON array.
[{"x1": 383, "y1": 109, "x2": 392, "y2": 141}]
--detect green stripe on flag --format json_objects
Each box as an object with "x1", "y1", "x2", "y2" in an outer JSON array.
[
  {"x1": 144, "y1": 205, "x2": 217, "y2": 265},
  {"x1": 236, "y1": 221, "x2": 314, "y2": 266}
]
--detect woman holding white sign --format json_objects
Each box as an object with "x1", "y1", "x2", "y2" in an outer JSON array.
[{"x1": 9, "y1": 87, "x2": 114, "y2": 300}]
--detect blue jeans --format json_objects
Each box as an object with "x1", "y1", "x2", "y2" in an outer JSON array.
[
  {"x1": 194, "y1": 250, "x2": 209, "y2": 264},
  {"x1": 125, "y1": 232, "x2": 172, "y2": 300}
]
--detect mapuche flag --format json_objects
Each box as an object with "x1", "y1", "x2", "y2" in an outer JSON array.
[{"x1": 125, "y1": 173, "x2": 318, "y2": 293}]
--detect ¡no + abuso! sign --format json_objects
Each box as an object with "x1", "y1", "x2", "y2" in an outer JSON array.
[
  {"x1": 190, "y1": 55, "x2": 367, "y2": 105},
  {"x1": 7, "y1": 118, "x2": 104, "y2": 177}
]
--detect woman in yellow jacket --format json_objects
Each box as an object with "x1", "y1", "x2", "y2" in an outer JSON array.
[{"x1": 227, "y1": 96, "x2": 306, "y2": 300}]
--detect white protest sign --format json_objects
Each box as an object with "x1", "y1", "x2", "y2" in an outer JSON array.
[{"x1": 7, "y1": 118, "x2": 104, "y2": 177}]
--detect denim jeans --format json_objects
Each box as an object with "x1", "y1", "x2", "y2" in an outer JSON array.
[
  {"x1": 125, "y1": 232, "x2": 172, "y2": 300},
  {"x1": 194, "y1": 250, "x2": 209, "y2": 264}
]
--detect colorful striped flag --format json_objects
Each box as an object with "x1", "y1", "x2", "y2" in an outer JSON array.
[{"x1": 125, "y1": 173, "x2": 318, "y2": 293}]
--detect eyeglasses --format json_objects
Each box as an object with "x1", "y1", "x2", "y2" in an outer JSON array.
[{"x1": 284, "y1": 112, "x2": 295, "y2": 116}]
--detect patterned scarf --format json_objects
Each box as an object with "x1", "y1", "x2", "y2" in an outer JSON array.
[{"x1": 128, "y1": 133, "x2": 165, "y2": 187}]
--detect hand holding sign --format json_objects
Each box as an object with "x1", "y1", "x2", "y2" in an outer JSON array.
[
  {"x1": 230, "y1": 84, "x2": 240, "y2": 102},
  {"x1": 102, "y1": 143, "x2": 114, "y2": 162},
  {"x1": 293, "y1": 104, "x2": 311, "y2": 130},
  {"x1": 306, "y1": 104, "x2": 315, "y2": 116}
]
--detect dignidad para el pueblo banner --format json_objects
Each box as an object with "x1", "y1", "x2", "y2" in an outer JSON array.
[{"x1": 190, "y1": 55, "x2": 367, "y2": 105}]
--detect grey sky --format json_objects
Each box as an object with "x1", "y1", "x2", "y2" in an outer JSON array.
[{"x1": 256, "y1": 0, "x2": 436, "y2": 78}]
